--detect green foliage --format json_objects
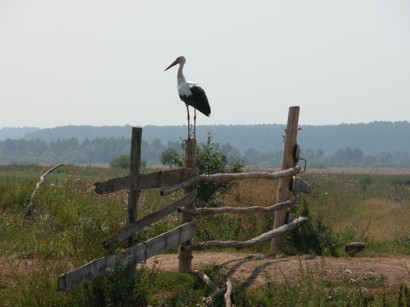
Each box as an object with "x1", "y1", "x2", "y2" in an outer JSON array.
[
  {"x1": 0, "y1": 179, "x2": 33, "y2": 211},
  {"x1": 146, "y1": 270, "x2": 204, "y2": 305},
  {"x1": 160, "y1": 147, "x2": 183, "y2": 168},
  {"x1": 110, "y1": 154, "x2": 130, "y2": 169},
  {"x1": 196, "y1": 134, "x2": 245, "y2": 203},
  {"x1": 110, "y1": 155, "x2": 147, "y2": 171},
  {"x1": 159, "y1": 134, "x2": 245, "y2": 203},
  {"x1": 238, "y1": 271, "x2": 405, "y2": 306},
  {"x1": 284, "y1": 200, "x2": 339, "y2": 256},
  {"x1": 76, "y1": 266, "x2": 156, "y2": 306}
]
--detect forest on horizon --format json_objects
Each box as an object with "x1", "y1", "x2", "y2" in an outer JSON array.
[{"x1": 0, "y1": 121, "x2": 409, "y2": 168}]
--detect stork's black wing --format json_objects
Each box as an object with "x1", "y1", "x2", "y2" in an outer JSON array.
[{"x1": 180, "y1": 85, "x2": 211, "y2": 116}]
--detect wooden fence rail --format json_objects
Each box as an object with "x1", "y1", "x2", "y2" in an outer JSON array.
[
  {"x1": 182, "y1": 217, "x2": 308, "y2": 251},
  {"x1": 160, "y1": 166, "x2": 302, "y2": 196},
  {"x1": 94, "y1": 168, "x2": 198, "y2": 194},
  {"x1": 57, "y1": 222, "x2": 195, "y2": 292},
  {"x1": 58, "y1": 107, "x2": 310, "y2": 293},
  {"x1": 179, "y1": 197, "x2": 298, "y2": 216},
  {"x1": 102, "y1": 190, "x2": 197, "y2": 248}
]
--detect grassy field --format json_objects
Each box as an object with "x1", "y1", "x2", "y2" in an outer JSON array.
[{"x1": 0, "y1": 164, "x2": 409, "y2": 306}]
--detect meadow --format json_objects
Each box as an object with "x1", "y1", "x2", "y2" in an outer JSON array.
[{"x1": 0, "y1": 164, "x2": 409, "y2": 306}]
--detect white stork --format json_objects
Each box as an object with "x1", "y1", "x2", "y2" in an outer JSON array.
[{"x1": 164, "y1": 56, "x2": 211, "y2": 139}]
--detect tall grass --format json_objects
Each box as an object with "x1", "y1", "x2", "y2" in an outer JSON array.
[
  {"x1": 0, "y1": 165, "x2": 409, "y2": 305},
  {"x1": 302, "y1": 173, "x2": 410, "y2": 248}
]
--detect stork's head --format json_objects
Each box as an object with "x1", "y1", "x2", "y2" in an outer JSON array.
[{"x1": 164, "y1": 56, "x2": 186, "y2": 71}]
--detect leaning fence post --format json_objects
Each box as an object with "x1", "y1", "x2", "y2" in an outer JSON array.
[
  {"x1": 125, "y1": 127, "x2": 142, "y2": 297},
  {"x1": 271, "y1": 106, "x2": 300, "y2": 251},
  {"x1": 178, "y1": 138, "x2": 196, "y2": 272}
]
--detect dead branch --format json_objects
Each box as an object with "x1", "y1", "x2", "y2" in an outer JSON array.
[
  {"x1": 207, "y1": 287, "x2": 227, "y2": 305},
  {"x1": 196, "y1": 270, "x2": 218, "y2": 290},
  {"x1": 160, "y1": 166, "x2": 301, "y2": 196},
  {"x1": 184, "y1": 216, "x2": 308, "y2": 251},
  {"x1": 25, "y1": 163, "x2": 65, "y2": 218},
  {"x1": 196, "y1": 270, "x2": 227, "y2": 306},
  {"x1": 180, "y1": 197, "x2": 298, "y2": 216}
]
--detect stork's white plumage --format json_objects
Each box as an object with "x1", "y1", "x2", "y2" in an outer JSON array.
[{"x1": 164, "y1": 56, "x2": 211, "y2": 139}]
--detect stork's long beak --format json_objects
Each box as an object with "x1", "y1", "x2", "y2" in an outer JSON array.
[{"x1": 164, "y1": 59, "x2": 179, "y2": 71}]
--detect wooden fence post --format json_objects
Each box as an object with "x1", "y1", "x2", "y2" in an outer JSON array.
[
  {"x1": 125, "y1": 127, "x2": 142, "y2": 296},
  {"x1": 271, "y1": 106, "x2": 300, "y2": 251},
  {"x1": 178, "y1": 139, "x2": 196, "y2": 272}
]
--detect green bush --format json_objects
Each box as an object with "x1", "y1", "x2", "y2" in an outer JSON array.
[
  {"x1": 160, "y1": 147, "x2": 183, "y2": 168},
  {"x1": 110, "y1": 155, "x2": 147, "y2": 170},
  {"x1": 285, "y1": 199, "x2": 339, "y2": 256},
  {"x1": 160, "y1": 134, "x2": 245, "y2": 203},
  {"x1": 196, "y1": 134, "x2": 244, "y2": 203},
  {"x1": 110, "y1": 155, "x2": 130, "y2": 169}
]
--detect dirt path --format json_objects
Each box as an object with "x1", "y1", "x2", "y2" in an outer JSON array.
[
  {"x1": 145, "y1": 253, "x2": 410, "y2": 288},
  {"x1": 1, "y1": 253, "x2": 408, "y2": 294}
]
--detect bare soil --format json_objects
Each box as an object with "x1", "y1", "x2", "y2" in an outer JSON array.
[
  {"x1": 146, "y1": 252, "x2": 410, "y2": 289},
  {"x1": 1, "y1": 253, "x2": 409, "y2": 297}
]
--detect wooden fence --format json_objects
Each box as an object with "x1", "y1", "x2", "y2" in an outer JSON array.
[{"x1": 57, "y1": 106, "x2": 311, "y2": 292}]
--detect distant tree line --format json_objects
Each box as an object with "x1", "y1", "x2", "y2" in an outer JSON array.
[
  {"x1": 301, "y1": 147, "x2": 410, "y2": 168},
  {"x1": 3, "y1": 121, "x2": 410, "y2": 155},
  {"x1": 1, "y1": 136, "x2": 410, "y2": 168},
  {"x1": 244, "y1": 146, "x2": 410, "y2": 168}
]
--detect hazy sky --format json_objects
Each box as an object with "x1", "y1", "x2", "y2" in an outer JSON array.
[{"x1": 1, "y1": 0, "x2": 410, "y2": 128}]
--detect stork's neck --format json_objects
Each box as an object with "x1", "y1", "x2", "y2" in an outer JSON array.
[{"x1": 177, "y1": 63, "x2": 186, "y2": 83}]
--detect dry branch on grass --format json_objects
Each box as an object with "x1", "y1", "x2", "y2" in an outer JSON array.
[
  {"x1": 196, "y1": 270, "x2": 219, "y2": 291},
  {"x1": 196, "y1": 270, "x2": 231, "y2": 306},
  {"x1": 224, "y1": 278, "x2": 233, "y2": 307},
  {"x1": 25, "y1": 163, "x2": 65, "y2": 218}
]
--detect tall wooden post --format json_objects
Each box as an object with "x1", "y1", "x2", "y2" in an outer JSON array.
[
  {"x1": 125, "y1": 128, "x2": 142, "y2": 294},
  {"x1": 178, "y1": 139, "x2": 196, "y2": 272},
  {"x1": 271, "y1": 106, "x2": 300, "y2": 251}
]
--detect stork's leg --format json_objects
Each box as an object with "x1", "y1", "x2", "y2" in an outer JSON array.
[
  {"x1": 186, "y1": 105, "x2": 191, "y2": 139},
  {"x1": 193, "y1": 109, "x2": 197, "y2": 140}
]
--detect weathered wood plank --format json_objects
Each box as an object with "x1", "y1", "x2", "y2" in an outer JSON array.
[
  {"x1": 126, "y1": 127, "x2": 141, "y2": 285},
  {"x1": 161, "y1": 166, "x2": 302, "y2": 196},
  {"x1": 57, "y1": 222, "x2": 195, "y2": 292},
  {"x1": 179, "y1": 139, "x2": 197, "y2": 272},
  {"x1": 102, "y1": 190, "x2": 197, "y2": 248},
  {"x1": 94, "y1": 168, "x2": 198, "y2": 194},
  {"x1": 272, "y1": 106, "x2": 300, "y2": 250},
  {"x1": 184, "y1": 217, "x2": 308, "y2": 251},
  {"x1": 181, "y1": 198, "x2": 298, "y2": 216}
]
